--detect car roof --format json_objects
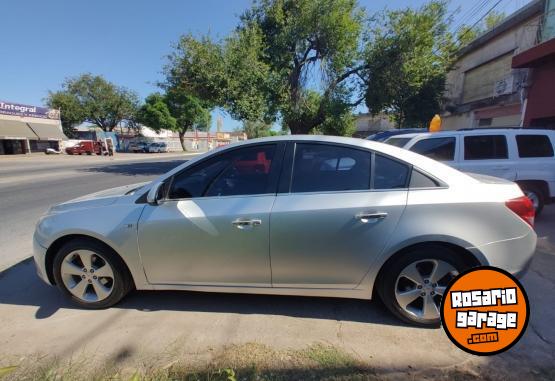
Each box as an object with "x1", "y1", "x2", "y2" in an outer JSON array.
[{"x1": 160, "y1": 135, "x2": 477, "y2": 186}]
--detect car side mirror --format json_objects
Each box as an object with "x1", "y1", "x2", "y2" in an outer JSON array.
[{"x1": 147, "y1": 182, "x2": 166, "y2": 205}]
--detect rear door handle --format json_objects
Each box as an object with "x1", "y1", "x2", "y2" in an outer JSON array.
[
  {"x1": 232, "y1": 218, "x2": 262, "y2": 228},
  {"x1": 355, "y1": 212, "x2": 388, "y2": 223}
]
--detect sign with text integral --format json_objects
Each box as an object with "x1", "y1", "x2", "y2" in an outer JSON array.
[{"x1": 0, "y1": 100, "x2": 60, "y2": 120}]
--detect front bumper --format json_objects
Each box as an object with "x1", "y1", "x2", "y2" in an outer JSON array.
[{"x1": 33, "y1": 234, "x2": 52, "y2": 285}]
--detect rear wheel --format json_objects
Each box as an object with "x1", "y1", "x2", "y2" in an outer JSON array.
[
  {"x1": 378, "y1": 245, "x2": 468, "y2": 327},
  {"x1": 53, "y1": 238, "x2": 132, "y2": 309},
  {"x1": 520, "y1": 184, "x2": 544, "y2": 215}
]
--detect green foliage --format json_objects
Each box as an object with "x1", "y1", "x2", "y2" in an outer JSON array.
[
  {"x1": 363, "y1": 1, "x2": 454, "y2": 127},
  {"x1": 165, "y1": 0, "x2": 366, "y2": 135},
  {"x1": 241, "y1": 120, "x2": 273, "y2": 139},
  {"x1": 45, "y1": 92, "x2": 85, "y2": 138},
  {"x1": 457, "y1": 11, "x2": 506, "y2": 49},
  {"x1": 135, "y1": 93, "x2": 176, "y2": 132},
  {"x1": 46, "y1": 73, "x2": 139, "y2": 132}
]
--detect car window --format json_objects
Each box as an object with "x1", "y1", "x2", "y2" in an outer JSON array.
[
  {"x1": 516, "y1": 135, "x2": 554, "y2": 158},
  {"x1": 385, "y1": 137, "x2": 411, "y2": 148},
  {"x1": 168, "y1": 144, "x2": 277, "y2": 199},
  {"x1": 464, "y1": 135, "x2": 508, "y2": 160},
  {"x1": 410, "y1": 137, "x2": 455, "y2": 161},
  {"x1": 373, "y1": 154, "x2": 409, "y2": 189},
  {"x1": 291, "y1": 143, "x2": 371, "y2": 193},
  {"x1": 409, "y1": 169, "x2": 440, "y2": 188}
]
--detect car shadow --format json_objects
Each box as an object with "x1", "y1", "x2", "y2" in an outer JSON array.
[
  {"x1": 81, "y1": 160, "x2": 186, "y2": 176},
  {"x1": 0, "y1": 258, "x2": 409, "y2": 328}
]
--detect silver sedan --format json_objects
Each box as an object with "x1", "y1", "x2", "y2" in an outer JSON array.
[{"x1": 33, "y1": 135, "x2": 536, "y2": 326}]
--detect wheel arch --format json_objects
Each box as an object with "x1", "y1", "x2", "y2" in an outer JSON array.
[
  {"x1": 45, "y1": 234, "x2": 134, "y2": 287},
  {"x1": 372, "y1": 241, "x2": 483, "y2": 299}
]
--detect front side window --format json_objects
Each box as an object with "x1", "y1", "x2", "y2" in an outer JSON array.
[
  {"x1": 516, "y1": 135, "x2": 554, "y2": 158},
  {"x1": 168, "y1": 144, "x2": 277, "y2": 199},
  {"x1": 464, "y1": 135, "x2": 508, "y2": 160},
  {"x1": 291, "y1": 144, "x2": 371, "y2": 193},
  {"x1": 410, "y1": 137, "x2": 456, "y2": 161},
  {"x1": 385, "y1": 137, "x2": 412, "y2": 148}
]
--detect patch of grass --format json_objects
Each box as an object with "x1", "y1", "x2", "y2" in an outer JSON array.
[{"x1": 300, "y1": 344, "x2": 358, "y2": 369}]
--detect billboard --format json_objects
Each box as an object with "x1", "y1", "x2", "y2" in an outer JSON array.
[{"x1": 0, "y1": 100, "x2": 60, "y2": 120}]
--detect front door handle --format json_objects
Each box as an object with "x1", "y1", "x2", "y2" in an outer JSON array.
[
  {"x1": 355, "y1": 212, "x2": 388, "y2": 223},
  {"x1": 232, "y1": 218, "x2": 262, "y2": 228}
]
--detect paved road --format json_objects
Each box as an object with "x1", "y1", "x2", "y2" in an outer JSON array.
[
  {"x1": 0, "y1": 153, "x2": 193, "y2": 270},
  {"x1": 0, "y1": 155, "x2": 554, "y2": 379}
]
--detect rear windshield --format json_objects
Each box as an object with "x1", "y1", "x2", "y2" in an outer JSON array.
[
  {"x1": 384, "y1": 137, "x2": 411, "y2": 148},
  {"x1": 516, "y1": 135, "x2": 554, "y2": 158}
]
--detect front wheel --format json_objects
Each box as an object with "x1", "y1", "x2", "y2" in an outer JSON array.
[
  {"x1": 53, "y1": 238, "x2": 132, "y2": 309},
  {"x1": 378, "y1": 245, "x2": 468, "y2": 327}
]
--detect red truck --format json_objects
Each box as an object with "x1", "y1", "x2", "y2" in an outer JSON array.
[{"x1": 65, "y1": 140, "x2": 102, "y2": 155}]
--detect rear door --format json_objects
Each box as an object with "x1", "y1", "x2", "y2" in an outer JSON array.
[
  {"x1": 458, "y1": 134, "x2": 517, "y2": 180},
  {"x1": 269, "y1": 142, "x2": 408, "y2": 289}
]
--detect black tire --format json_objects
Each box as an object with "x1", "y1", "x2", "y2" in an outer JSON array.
[
  {"x1": 377, "y1": 244, "x2": 469, "y2": 328},
  {"x1": 52, "y1": 238, "x2": 132, "y2": 309},
  {"x1": 519, "y1": 184, "x2": 544, "y2": 216}
]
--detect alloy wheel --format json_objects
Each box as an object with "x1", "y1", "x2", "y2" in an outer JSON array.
[
  {"x1": 60, "y1": 250, "x2": 115, "y2": 302},
  {"x1": 394, "y1": 259, "x2": 458, "y2": 321},
  {"x1": 523, "y1": 190, "x2": 540, "y2": 211}
]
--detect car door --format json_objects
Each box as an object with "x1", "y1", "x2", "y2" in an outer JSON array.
[
  {"x1": 457, "y1": 134, "x2": 517, "y2": 180},
  {"x1": 138, "y1": 143, "x2": 284, "y2": 286},
  {"x1": 269, "y1": 142, "x2": 409, "y2": 289}
]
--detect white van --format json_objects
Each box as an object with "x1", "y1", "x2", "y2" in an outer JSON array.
[{"x1": 385, "y1": 128, "x2": 555, "y2": 214}]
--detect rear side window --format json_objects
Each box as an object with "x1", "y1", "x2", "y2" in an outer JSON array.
[
  {"x1": 409, "y1": 169, "x2": 440, "y2": 188},
  {"x1": 464, "y1": 135, "x2": 508, "y2": 160},
  {"x1": 373, "y1": 154, "x2": 410, "y2": 189},
  {"x1": 516, "y1": 135, "x2": 554, "y2": 158},
  {"x1": 291, "y1": 144, "x2": 371, "y2": 193},
  {"x1": 410, "y1": 137, "x2": 456, "y2": 161}
]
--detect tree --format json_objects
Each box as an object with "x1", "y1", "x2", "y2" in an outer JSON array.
[
  {"x1": 45, "y1": 92, "x2": 85, "y2": 138},
  {"x1": 165, "y1": 87, "x2": 211, "y2": 151},
  {"x1": 136, "y1": 93, "x2": 176, "y2": 132},
  {"x1": 362, "y1": 1, "x2": 455, "y2": 127},
  {"x1": 46, "y1": 74, "x2": 139, "y2": 132},
  {"x1": 457, "y1": 11, "x2": 506, "y2": 48},
  {"x1": 242, "y1": 120, "x2": 273, "y2": 139},
  {"x1": 165, "y1": 0, "x2": 366, "y2": 135}
]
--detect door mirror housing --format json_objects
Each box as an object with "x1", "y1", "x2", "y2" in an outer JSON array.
[{"x1": 147, "y1": 181, "x2": 166, "y2": 205}]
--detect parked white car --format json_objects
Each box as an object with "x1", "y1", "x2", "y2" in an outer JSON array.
[
  {"x1": 147, "y1": 142, "x2": 168, "y2": 153},
  {"x1": 384, "y1": 128, "x2": 555, "y2": 214}
]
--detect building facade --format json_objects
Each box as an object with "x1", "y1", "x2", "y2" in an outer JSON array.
[
  {"x1": 441, "y1": 0, "x2": 545, "y2": 130},
  {"x1": 354, "y1": 113, "x2": 395, "y2": 137},
  {"x1": 0, "y1": 100, "x2": 67, "y2": 155}
]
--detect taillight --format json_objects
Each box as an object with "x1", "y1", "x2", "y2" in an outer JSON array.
[{"x1": 505, "y1": 196, "x2": 535, "y2": 227}]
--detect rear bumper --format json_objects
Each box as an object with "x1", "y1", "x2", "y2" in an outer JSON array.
[
  {"x1": 33, "y1": 233, "x2": 53, "y2": 285},
  {"x1": 472, "y1": 229, "x2": 537, "y2": 276}
]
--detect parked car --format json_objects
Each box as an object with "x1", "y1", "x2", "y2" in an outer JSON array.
[
  {"x1": 45, "y1": 147, "x2": 62, "y2": 155},
  {"x1": 366, "y1": 128, "x2": 427, "y2": 142},
  {"x1": 384, "y1": 128, "x2": 555, "y2": 214},
  {"x1": 33, "y1": 136, "x2": 536, "y2": 327},
  {"x1": 129, "y1": 142, "x2": 149, "y2": 153},
  {"x1": 148, "y1": 142, "x2": 168, "y2": 153},
  {"x1": 65, "y1": 140, "x2": 101, "y2": 155}
]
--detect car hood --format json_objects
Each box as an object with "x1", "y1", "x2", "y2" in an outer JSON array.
[{"x1": 48, "y1": 181, "x2": 150, "y2": 213}]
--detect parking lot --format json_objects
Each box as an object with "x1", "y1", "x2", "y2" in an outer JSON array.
[{"x1": 0, "y1": 155, "x2": 554, "y2": 379}]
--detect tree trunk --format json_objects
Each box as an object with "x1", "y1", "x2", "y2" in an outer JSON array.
[{"x1": 178, "y1": 130, "x2": 187, "y2": 151}]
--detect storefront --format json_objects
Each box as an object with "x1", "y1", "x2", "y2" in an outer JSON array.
[{"x1": 0, "y1": 100, "x2": 67, "y2": 154}]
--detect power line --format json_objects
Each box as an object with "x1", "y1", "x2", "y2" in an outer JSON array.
[{"x1": 455, "y1": 0, "x2": 504, "y2": 44}]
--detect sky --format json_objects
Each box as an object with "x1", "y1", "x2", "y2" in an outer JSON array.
[{"x1": 0, "y1": 0, "x2": 530, "y2": 131}]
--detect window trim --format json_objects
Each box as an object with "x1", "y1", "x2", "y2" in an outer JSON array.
[
  {"x1": 281, "y1": 141, "x2": 414, "y2": 195},
  {"x1": 162, "y1": 142, "x2": 286, "y2": 201}
]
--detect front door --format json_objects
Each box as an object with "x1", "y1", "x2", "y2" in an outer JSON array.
[
  {"x1": 138, "y1": 143, "x2": 283, "y2": 286},
  {"x1": 270, "y1": 143, "x2": 408, "y2": 288}
]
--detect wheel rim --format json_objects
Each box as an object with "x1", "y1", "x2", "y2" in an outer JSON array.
[
  {"x1": 523, "y1": 190, "x2": 540, "y2": 210},
  {"x1": 60, "y1": 250, "x2": 115, "y2": 303},
  {"x1": 395, "y1": 259, "x2": 458, "y2": 321}
]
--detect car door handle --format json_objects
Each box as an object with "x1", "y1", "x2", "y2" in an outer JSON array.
[
  {"x1": 232, "y1": 218, "x2": 262, "y2": 228},
  {"x1": 355, "y1": 212, "x2": 388, "y2": 223}
]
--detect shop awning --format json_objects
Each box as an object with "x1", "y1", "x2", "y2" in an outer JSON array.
[
  {"x1": 26, "y1": 122, "x2": 68, "y2": 140},
  {"x1": 0, "y1": 120, "x2": 38, "y2": 139}
]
